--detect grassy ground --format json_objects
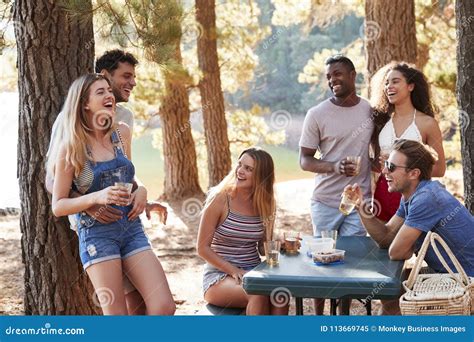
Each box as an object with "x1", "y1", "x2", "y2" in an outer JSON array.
[{"x1": 133, "y1": 134, "x2": 312, "y2": 200}]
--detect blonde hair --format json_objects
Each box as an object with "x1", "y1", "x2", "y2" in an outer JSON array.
[
  {"x1": 46, "y1": 74, "x2": 115, "y2": 178},
  {"x1": 204, "y1": 147, "x2": 276, "y2": 241}
]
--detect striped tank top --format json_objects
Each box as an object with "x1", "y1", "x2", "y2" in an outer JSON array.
[{"x1": 210, "y1": 196, "x2": 264, "y2": 269}]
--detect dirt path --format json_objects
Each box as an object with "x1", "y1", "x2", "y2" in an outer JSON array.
[{"x1": 0, "y1": 172, "x2": 464, "y2": 315}]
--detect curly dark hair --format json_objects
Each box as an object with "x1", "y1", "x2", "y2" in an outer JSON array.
[
  {"x1": 369, "y1": 62, "x2": 437, "y2": 160},
  {"x1": 95, "y1": 49, "x2": 138, "y2": 74}
]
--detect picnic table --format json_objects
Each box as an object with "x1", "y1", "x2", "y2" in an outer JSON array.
[{"x1": 242, "y1": 236, "x2": 405, "y2": 315}]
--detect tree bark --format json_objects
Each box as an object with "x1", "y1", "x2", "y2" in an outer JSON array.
[
  {"x1": 365, "y1": 0, "x2": 417, "y2": 80},
  {"x1": 196, "y1": 0, "x2": 231, "y2": 187},
  {"x1": 160, "y1": 45, "x2": 203, "y2": 200},
  {"x1": 456, "y1": 0, "x2": 474, "y2": 213},
  {"x1": 14, "y1": 0, "x2": 99, "y2": 314}
]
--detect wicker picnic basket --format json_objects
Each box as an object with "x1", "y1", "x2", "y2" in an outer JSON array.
[{"x1": 400, "y1": 232, "x2": 472, "y2": 315}]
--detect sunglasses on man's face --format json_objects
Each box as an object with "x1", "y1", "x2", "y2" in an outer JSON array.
[{"x1": 384, "y1": 160, "x2": 410, "y2": 173}]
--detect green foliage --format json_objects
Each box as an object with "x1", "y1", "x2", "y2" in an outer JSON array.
[
  {"x1": 270, "y1": 0, "x2": 363, "y2": 29},
  {"x1": 237, "y1": 6, "x2": 363, "y2": 114},
  {"x1": 1, "y1": 0, "x2": 461, "y2": 176},
  {"x1": 150, "y1": 103, "x2": 285, "y2": 188},
  {"x1": 181, "y1": 0, "x2": 271, "y2": 94},
  {"x1": 227, "y1": 105, "x2": 286, "y2": 150},
  {"x1": 416, "y1": 0, "x2": 459, "y2": 166},
  {"x1": 0, "y1": 1, "x2": 13, "y2": 54}
]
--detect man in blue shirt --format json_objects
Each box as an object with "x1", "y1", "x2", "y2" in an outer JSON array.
[{"x1": 349, "y1": 139, "x2": 474, "y2": 313}]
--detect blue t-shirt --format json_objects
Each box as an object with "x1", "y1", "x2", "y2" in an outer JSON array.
[{"x1": 396, "y1": 180, "x2": 474, "y2": 276}]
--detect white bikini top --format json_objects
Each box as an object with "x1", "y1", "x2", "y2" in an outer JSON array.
[{"x1": 379, "y1": 109, "x2": 422, "y2": 152}]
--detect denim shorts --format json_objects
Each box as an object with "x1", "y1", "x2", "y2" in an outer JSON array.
[
  {"x1": 202, "y1": 263, "x2": 257, "y2": 295},
  {"x1": 310, "y1": 200, "x2": 366, "y2": 237},
  {"x1": 78, "y1": 217, "x2": 151, "y2": 270}
]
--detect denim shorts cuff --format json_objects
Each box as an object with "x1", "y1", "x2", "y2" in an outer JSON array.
[
  {"x1": 83, "y1": 254, "x2": 121, "y2": 270},
  {"x1": 122, "y1": 245, "x2": 152, "y2": 259}
]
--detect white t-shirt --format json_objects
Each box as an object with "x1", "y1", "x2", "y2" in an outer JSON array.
[
  {"x1": 47, "y1": 104, "x2": 135, "y2": 230},
  {"x1": 299, "y1": 98, "x2": 373, "y2": 208}
]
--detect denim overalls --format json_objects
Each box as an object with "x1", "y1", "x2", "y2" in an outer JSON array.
[{"x1": 76, "y1": 130, "x2": 151, "y2": 269}]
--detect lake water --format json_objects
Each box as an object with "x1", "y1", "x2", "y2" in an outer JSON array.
[{"x1": 0, "y1": 92, "x2": 310, "y2": 208}]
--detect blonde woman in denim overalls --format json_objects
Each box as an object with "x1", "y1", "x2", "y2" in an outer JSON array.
[{"x1": 51, "y1": 74, "x2": 175, "y2": 315}]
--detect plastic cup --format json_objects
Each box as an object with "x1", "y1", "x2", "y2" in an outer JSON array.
[
  {"x1": 114, "y1": 182, "x2": 133, "y2": 205},
  {"x1": 307, "y1": 238, "x2": 334, "y2": 254},
  {"x1": 320, "y1": 230, "x2": 338, "y2": 250},
  {"x1": 347, "y1": 156, "x2": 361, "y2": 175},
  {"x1": 264, "y1": 241, "x2": 281, "y2": 267},
  {"x1": 284, "y1": 231, "x2": 300, "y2": 254},
  {"x1": 339, "y1": 190, "x2": 357, "y2": 216}
]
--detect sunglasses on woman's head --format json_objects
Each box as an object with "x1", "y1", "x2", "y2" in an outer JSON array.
[{"x1": 384, "y1": 160, "x2": 410, "y2": 173}]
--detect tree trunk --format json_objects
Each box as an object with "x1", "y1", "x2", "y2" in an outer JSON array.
[
  {"x1": 160, "y1": 45, "x2": 203, "y2": 200},
  {"x1": 14, "y1": 0, "x2": 99, "y2": 314},
  {"x1": 456, "y1": 0, "x2": 474, "y2": 213},
  {"x1": 365, "y1": 0, "x2": 417, "y2": 80},
  {"x1": 196, "y1": 0, "x2": 231, "y2": 187}
]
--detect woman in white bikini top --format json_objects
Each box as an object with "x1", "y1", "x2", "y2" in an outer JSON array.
[
  {"x1": 378, "y1": 109, "x2": 422, "y2": 153},
  {"x1": 370, "y1": 62, "x2": 446, "y2": 222}
]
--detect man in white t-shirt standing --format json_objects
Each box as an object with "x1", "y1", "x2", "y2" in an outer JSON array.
[
  {"x1": 46, "y1": 50, "x2": 166, "y2": 315},
  {"x1": 299, "y1": 55, "x2": 373, "y2": 314},
  {"x1": 95, "y1": 49, "x2": 136, "y2": 131}
]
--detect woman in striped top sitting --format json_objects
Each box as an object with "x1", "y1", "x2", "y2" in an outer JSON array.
[{"x1": 197, "y1": 147, "x2": 288, "y2": 315}]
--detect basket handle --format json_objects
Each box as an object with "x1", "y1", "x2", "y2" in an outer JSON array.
[
  {"x1": 429, "y1": 232, "x2": 470, "y2": 286},
  {"x1": 405, "y1": 231, "x2": 432, "y2": 289}
]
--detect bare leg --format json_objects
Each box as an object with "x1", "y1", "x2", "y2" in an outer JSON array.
[
  {"x1": 204, "y1": 277, "x2": 248, "y2": 308},
  {"x1": 125, "y1": 290, "x2": 147, "y2": 315},
  {"x1": 270, "y1": 303, "x2": 289, "y2": 315},
  {"x1": 123, "y1": 274, "x2": 146, "y2": 315},
  {"x1": 246, "y1": 295, "x2": 270, "y2": 315},
  {"x1": 123, "y1": 250, "x2": 176, "y2": 315},
  {"x1": 314, "y1": 298, "x2": 325, "y2": 315},
  {"x1": 86, "y1": 259, "x2": 127, "y2": 315}
]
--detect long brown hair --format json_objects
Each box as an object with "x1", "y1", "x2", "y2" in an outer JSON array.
[
  {"x1": 204, "y1": 147, "x2": 276, "y2": 241},
  {"x1": 46, "y1": 74, "x2": 115, "y2": 178},
  {"x1": 370, "y1": 62, "x2": 437, "y2": 160}
]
